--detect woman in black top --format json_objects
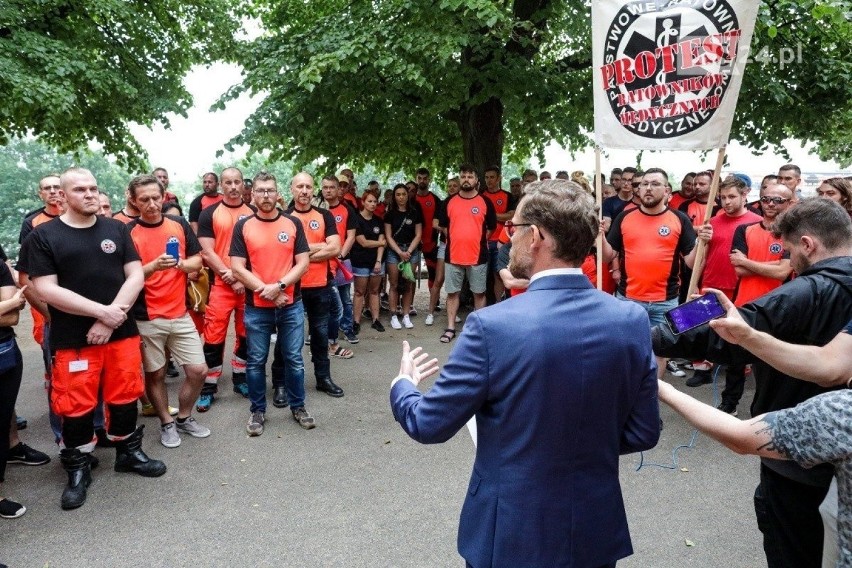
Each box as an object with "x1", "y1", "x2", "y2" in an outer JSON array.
[
  {"x1": 384, "y1": 184, "x2": 422, "y2": 330},
  {"x1": 350, "y1": 191, "x2": 387, "y2": 333},
  {"x1": 0, "y1": 263, "x2": 28, "y2": 519}
]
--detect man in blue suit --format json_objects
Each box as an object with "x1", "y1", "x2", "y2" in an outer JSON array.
[{"x1": 390, "y1": 179, "x2": 661, "y2": 568}]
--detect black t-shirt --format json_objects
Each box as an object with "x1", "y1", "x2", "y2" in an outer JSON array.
[
  {"x1": 350, "y1": 214, "x2": 385, "y2": 268},
  {"x1": 384, "y1": 206, "x2": 423, "y2": 246},
  {"x1": 0, "y1": 244, "x2": 7, "y2": 262},
  {"x1": 0, "y1": 262, "x2": 16, "y2": 342},
  {"x1": 18, "y1": 216, "x2": 141, "y2": 350}
]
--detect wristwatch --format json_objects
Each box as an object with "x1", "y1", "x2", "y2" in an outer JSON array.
[{"x1": 278, "y1": 280, "x2": 286, "y2": 290}]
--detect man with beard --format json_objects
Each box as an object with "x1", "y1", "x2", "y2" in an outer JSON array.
[
  {"x1": 679, "y1": 171, "x2": 720, "y2": 227},
  {"x1": 390, "y1": 179, "x2": 660, "y2": 568},
  {"x1": 188, "y1": 172, "x2": 223, "y2": 234},
  {"x1": 669, "y1": 172, "x2": 696, "y2": 210},
  {"x1": 413, "y1": 168, "x2": 441, "y2": 325},
  {"x1": 602, "y1": 167, "x2": 707, "y2": 380},
  {"x1": 481, "y1": 165, "x2": 513, "y2": 303},
  {"x1": 435, "y1": 164, "x2": 496, "y2": 343}
]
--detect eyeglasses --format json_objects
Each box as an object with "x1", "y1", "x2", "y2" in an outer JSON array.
[
  {"x1": 638, "y1": 181, "x2": 666, "y2": 189},
  {"x1": 253, "y1": 189, "x2": 278, "y2": 196},
  {"x1": 505, "y1": 220, "x2": 533, "y2": 237},
  {"x1": 760, "y1": 196, "x2": 790, "y2": 205}
]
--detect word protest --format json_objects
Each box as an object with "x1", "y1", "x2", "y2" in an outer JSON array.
[{"x1": 592, "y1": 0, "x2": 759, "y2": 150}]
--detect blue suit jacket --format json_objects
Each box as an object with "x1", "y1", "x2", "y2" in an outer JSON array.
[{"x1": 390, "y1": 274, "x2": 660, "y2": 568}]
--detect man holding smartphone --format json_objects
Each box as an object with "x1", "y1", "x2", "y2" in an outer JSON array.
[
  {"x1": 601, "y1": 167, "x2": 709, "y2": 379},
  {"x1": 128, "y1": 175, "x2": 212, "y2": 448},
  {"x1": 653, "y1": 198, "x2": 852, "y2": 568}
]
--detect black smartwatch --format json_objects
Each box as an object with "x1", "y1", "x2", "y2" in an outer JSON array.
[{"x1": 278, "y1": 280, "x2": 286, "y2": 290}]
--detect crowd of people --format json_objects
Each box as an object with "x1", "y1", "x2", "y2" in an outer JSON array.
[{"x1": 0, "y1": 160, "x2": 850, "y2": 567}]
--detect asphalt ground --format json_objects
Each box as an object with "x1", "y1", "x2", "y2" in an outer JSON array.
[{"x1": 0, "y1": 288, "x2": 763, "y2": 567}]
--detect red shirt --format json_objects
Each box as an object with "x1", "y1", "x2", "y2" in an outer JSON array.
[
  {"x1": 481, "y1": 189, "x2": 511, "y2": 242},
  {"x1": 668, "y1": 192, "x2": 687, "y2": 210},
  {"x1": 197, "y1": 201, "x2": 255, "y2": 271},
  {"x1": 414, "y1": 191, "x2": 440, "y2": 253},
  {"x1": 703, "y1": 210, "x2": 762, "y2": 291}
]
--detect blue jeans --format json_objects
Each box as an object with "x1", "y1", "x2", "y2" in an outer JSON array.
[
  {"x1": 327, "y1": 283, "x2": 353, "y2": 340},
  {"x1": 244, "y1": 302, "x2": 306, "y2": 413},
  {"x1": 302, "y1": 286, "x2": 332, "y2": 382},
  {"x1": 615, "y1": 293, "x2": 677, "y2": 328}
]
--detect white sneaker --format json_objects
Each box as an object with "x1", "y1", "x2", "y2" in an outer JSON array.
[
  {"x1": 402, "y1": 315, "x2": 414, "y2": 329},
  {"x1": 390, "y1": 314, "x2": 402, "y2": 329},
  {"x1": 455, "y1": 315, "x2": 462, "y2": 323},
  {"x1": 425, "y1": 313, "x2": 434, "y2": 326},
  {"x1": 160, "y1": 422, "x2": 181, "y2": 448}
]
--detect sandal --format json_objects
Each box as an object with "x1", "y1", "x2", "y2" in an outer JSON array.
[
  {"x1": 439, "y1": 328, "x2": 456, "y2": 343},
  {"x1": 329, "y1": 345, "x2": 354, "y2": 359}
]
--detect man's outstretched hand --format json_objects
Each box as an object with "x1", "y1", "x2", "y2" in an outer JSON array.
[{"x1": 398, "y1": 341, "x2": 440, "y2": 387}]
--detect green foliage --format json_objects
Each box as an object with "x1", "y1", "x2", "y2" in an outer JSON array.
[
  {"x1": 0, "y1": 0, "x2": 239, "y2": 170},
  {"x1": 225, "y1": 0, "x2": 852, "y2": 173},
  {"x1": 0, "y1": 138, "x2": 134, "y2": 259}
]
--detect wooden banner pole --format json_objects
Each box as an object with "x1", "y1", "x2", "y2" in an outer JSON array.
[
  {"x1": 685, "y1": 145, "x2": 727, "y2": 298},
  {"x1": 595, "y1": 147, "x2": 603, "y2": 291}
]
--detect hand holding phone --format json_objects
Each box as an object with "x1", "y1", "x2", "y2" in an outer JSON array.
[
  {"x1": 665, "y1": 292, "x2": 726, "y2": 334},
  {"x1": 166, "y1": 239, "x2": 180, "y2": 262}
]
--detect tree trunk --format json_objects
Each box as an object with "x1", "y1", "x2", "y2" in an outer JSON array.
[{"x1": 459, "y1": 96, "x2": 504, "y2": 175}]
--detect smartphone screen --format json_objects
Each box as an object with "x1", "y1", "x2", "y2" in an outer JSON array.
[
  {"x1": 166, "y1": 239, "x2": 180, "y2": 261},
  {"x1": 664, "y1": 292, "x2": 726, "y2": 334}
]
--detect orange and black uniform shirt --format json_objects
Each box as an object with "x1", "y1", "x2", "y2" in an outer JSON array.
[
  {"x1": 19, "y1": 208, "x2": 59, "y2": 244},
  {"x1": 414, "y1": 191, "x2": 441, "y2": 253},
  {"x1": 481, "y1": 189, "x2": 511, "y2": 242},
  {"x1": 196, "y1": 201, "x2": 256, "y2": 276},
  {"x1": 188, "y1": 192, "x2": 224, "y2": 225},
  {"x1": 678, "y1": 198, "x2": 720, "y2": 228},
  {"x1": 327, "y1": 202, "x2": 358, "y2": 258},
  {"x1": 112, "y1": 209, "x2": 139, "y2": 224},
  {"x1": 437, "y1": 193, "x2": 497, "y2": 266},
  {"x1": 128, "y1": 215, "x2": 202, "y2": 321},
  {"x1": 229, "y1": 212, "x2": 310, "y2": 308},
  {"x1": 607, "y1": 207, "x2": 696, "y2": 302},
  {"x1": 732, "y1": 221, "x2": 789, "y2": 307},
  {"x1": 286, "y1": 206, "x2": 338, "y2": 289}
]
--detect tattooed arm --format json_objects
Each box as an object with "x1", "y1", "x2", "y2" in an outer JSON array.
[{"x1": 657, "y1": 380, "x2": 790, "y2": 459}]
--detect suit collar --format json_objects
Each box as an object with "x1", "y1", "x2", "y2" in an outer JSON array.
[{"x1": 527, "y1": 273, "x2": 593, "y2": 291}]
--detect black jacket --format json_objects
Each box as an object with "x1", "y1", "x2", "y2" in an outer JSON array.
[{"x1": 652, "y1": 255, "x2": 852, "y2": 486}]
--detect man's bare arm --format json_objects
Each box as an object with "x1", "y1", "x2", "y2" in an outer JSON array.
[{"x1": 657, "y1": 380, "x2": 788, "y2": 459}]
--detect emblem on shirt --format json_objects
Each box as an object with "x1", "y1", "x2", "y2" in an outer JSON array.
[
  {"x1": 471, "y1": 207, "x2": 480, "y2": 215},
  {"x1": 658, "y1": 225, "x2": 671, "y2": 237},
  {"x1": 167, "y1": 236, "x2": 179, "y2": 244},
  {"x1": 100, "y1": 239, "x2": 117, "y2": 254},
  {"x1": 278, "y1": 231, "x2": 289, "y2": 243},
  {"x1": 335, "y1": 215, "x2": 343, "y2": 223},
  {"x1": 309, "y1": 220, "x2": 320, "y2": 230},
  {"x1": 425, "y1": 201, "x2": 433, "y2": 207},
  {"x1": 404, "y1": 218, "x2": 412, "y2": 225},
  {"x1": 372, "y1": 226, "x2": 381, "y2": 234},
  {"x1": 496, "y1": 199, "x2": 504, "y2": 206},
  {"x1": 769, "y1": 243, "x2": 783, "y2": 254}
]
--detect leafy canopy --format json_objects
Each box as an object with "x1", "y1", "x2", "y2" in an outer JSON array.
[
  {"x1": 224, "y1": 0, "x2": 852, "y2": 174},
  {"x1": 0, "y1": 0, "x2": 238, "y2": 170}
]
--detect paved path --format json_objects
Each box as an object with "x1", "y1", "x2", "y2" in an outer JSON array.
[{"x1": 1, "y1": 292, "x2": 763, "y2": 567}]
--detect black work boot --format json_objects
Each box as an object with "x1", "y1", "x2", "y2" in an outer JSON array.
[
  {"x1": 59, "y1": 448, "x2": 92, "y2": 510},
  {"x1": 114, "y1": 426, "x2": 167, "y2": 477}
]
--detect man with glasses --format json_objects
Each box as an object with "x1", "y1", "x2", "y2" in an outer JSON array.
[
  {"x1": 602, "y1": 167, "x2": 707, "y2": 380},
  {"x1": 230, "y1": 173, "x2": 313, "y2": 436}
]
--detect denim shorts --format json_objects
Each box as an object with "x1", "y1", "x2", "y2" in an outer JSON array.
[
  {"x1": 352, "y1": 264, "x2": 385, "y2": 277},
  {"x1": 386, "y1": 244, "x2": 421, "y2": 266}
]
